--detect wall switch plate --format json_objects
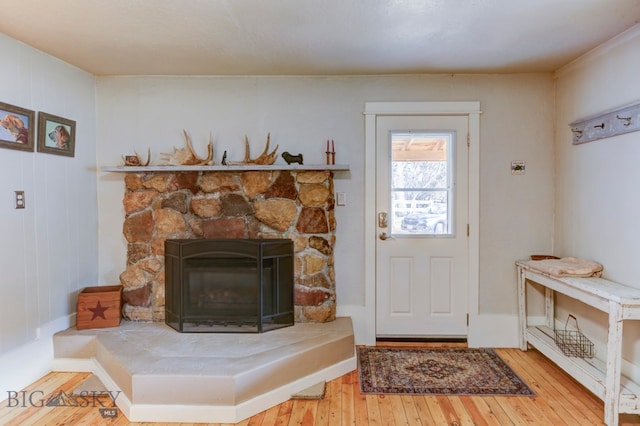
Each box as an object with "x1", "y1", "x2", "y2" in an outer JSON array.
[
  {"x1": 15, "y1": 191, "x2": 25, "y2": 209},
  {"x1": 336, "y1": 192, "x2": 347, "y2": 206}
]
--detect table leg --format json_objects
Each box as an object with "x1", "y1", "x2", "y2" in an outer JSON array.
[
  {"x1": 517, "y1": 266, "x2": 528, "y2": 351},
  {"x1": 604, "y1": 301, "x2": 623, "y2": 426}
]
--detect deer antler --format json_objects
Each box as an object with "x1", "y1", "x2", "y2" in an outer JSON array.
[
  {"x1": 135, "y1": 148, "x2": 151, "y2": 166},
  {"x1": 241, "y1": 133, "x2": 279, "y2": 165},
  {"x1": 159, "y1": 130, "x2": 214, "y2": 166},
  {"x1": 183, "y1": 130, "x2": 214, "y2": 165}
]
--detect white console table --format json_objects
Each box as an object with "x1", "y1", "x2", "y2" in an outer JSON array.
[{"x1": 517, "y1": 261, "x2": 640, "y2": 426}]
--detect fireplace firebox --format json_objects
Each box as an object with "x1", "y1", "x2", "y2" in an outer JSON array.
[{"x1": 165, "y1": 239, "x2": 294, "y2": 333}]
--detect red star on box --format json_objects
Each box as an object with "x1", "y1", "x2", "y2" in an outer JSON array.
[{"x1": 88, "y1": 301, "x2": 109, "y2": 320}]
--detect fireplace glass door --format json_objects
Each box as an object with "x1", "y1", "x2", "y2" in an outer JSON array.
[{"x1": 165, "y1": 239, "x2": 294, "y2": 333}]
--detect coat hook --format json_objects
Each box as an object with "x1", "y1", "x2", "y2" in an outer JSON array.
[
  {"x1": 571, "y1": 128, "x2": 583, "y2": 139},
  {"x1": 593, "y1": 123, "x2": 605, "y2": 129},
  {"x1": 616, "y1": 115, "x2": 632, "y2": 126}
]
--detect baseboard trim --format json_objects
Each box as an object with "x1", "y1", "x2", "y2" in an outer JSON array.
[{"x1": 376, "y1": 337, "x2": 467, "y2": 343}]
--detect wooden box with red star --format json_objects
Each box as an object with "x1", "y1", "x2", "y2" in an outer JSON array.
[{"x1": 76, "y1": 285, "x2": 123, "y2": 330}]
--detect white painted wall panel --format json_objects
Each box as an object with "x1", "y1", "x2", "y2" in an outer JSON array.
[
  {"x1": 0, "y1": 33, "x2": 97, "y2": 393},
  {"x1": 554, "y1": 24, "x2": 640, "y2": 359}
]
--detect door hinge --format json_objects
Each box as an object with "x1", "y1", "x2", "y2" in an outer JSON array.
[
  {"x1": 467, "y1": 133, "x2": 470, "y2": 147},
  {"x1": 467, "y1": 224, "x2": 470, "y2": 236},
  {"x1": 467, "y1": 314, "x2": 470, "y2": 326}
]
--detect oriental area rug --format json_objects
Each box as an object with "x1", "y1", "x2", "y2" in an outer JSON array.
[{"x1": 357, "y1": 347, "x2": 534, "y2": 396}]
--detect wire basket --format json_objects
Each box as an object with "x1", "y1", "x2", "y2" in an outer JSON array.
[{"x1": 554, "y1": 314, "x2": 594, "y2": 358}]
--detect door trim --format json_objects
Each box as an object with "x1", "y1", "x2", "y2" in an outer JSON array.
[{"x1": 363, "y1": 101, "x2": 481, "y2": 346}]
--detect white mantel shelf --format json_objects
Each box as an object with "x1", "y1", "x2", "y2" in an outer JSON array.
[{"x1": 102, "y1": 164, "x2": 350, "y2": 172}]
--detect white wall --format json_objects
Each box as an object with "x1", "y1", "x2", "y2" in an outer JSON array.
[
  {"x1": 554, "y1": 25, "x2": 640, "y2": 360},
  {"x1": 0, "y1": 33, "x2": 98, "y2": 394},
  {"x1": 96, "y1": 74, "x2": 555, "y2": 344}
]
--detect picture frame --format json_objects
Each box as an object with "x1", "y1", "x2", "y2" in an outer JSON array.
[
  {"x1": 0, "y1": 101, "x2": 36, "y2": 152},
  {"x1": 37, "y1": 112, "x2": 76, "y2": 157}
]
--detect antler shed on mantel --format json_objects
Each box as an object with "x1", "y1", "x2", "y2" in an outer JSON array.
[
  {"x1": 159, "y1": 130, "x2": 214, "y2": 166},
  {"x1": 226, "y1": 133, "x2": 279, "y2": 166}
]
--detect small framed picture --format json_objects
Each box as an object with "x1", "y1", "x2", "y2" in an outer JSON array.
[
  {"x1": 0, "y1": 101, "x2": 36, "y2": 152},
  {"x1": 37, "y1": 112, "x2": 76, "y2": 157},
  {"x1": 511, "y1": 160, "x2": 526, "y2": 175}
]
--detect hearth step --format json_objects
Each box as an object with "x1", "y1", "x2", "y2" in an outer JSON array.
[{"x1": 52, "y1": 317, "x2": 356, "y2": 423}]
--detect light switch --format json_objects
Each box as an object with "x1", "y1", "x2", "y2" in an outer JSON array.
[{"x1": 336, "y1": 192, "x2": 347, "y2": 206}]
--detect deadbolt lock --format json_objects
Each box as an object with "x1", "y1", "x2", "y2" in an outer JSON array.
[{"x1": 378, "y1": 212, "x2": 388, "y2": 228}]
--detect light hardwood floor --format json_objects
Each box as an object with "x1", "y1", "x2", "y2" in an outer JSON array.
[{"x1": 1, "y1": 345, "x2": 640, "y2": 425}]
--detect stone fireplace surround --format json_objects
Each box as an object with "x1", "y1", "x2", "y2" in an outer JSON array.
[
  {"x1": 56, "y1": 166, "x2": 354, "y2": 422},
  {"x1": 119, "y1": 169, "x2": 337, "y2": 326}
]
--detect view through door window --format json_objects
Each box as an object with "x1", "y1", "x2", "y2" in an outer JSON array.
[{"x1": 390, "y1": 131, "x2": 454, "y2": 236}]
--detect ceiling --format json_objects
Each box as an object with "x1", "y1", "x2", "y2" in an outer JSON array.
[{"x1": 1, "y1": 0, "x2": 639, "y2": 76}]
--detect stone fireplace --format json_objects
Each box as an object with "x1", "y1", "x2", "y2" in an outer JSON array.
[{"x1": 118, "y1": 169, "x2": 336, "y2": 324}]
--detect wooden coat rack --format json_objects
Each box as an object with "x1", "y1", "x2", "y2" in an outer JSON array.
[{"x1": 570, "y1": 101, "x2": 640, "y2": 145}]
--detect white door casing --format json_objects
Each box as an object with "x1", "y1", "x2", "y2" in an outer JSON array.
[{"x1": 362, "y1": 101, "x2": 480, "y2": 345}]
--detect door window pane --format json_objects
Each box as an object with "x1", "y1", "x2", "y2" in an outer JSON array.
[{"x1": 390, "y1": 132, "x2": 453, "y2": 236}]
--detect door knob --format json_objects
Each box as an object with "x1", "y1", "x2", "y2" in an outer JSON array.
[
  {"x1": 378, "y1": 212, "x2": 388, "y2": 228},
  {"x1": 379, "y1": 232, "x2": 391, "y2": 240}
]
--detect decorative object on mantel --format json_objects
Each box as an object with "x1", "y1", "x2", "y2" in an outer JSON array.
[
  {"x1": 325, "y1": 139, "x2": 336, "y2": 165},
  {"x1": 122, "y1": 148, "x2": 151, "y2": 166},
  {"x1": 225, "y1": 133, "x2": 279, "y2": 165},
  {"x1": 282, "y1": 151, "x2": 304, "y2": 165},
  {"x1": 570, "y1": 100, "x2": 640, "y2": 144},
  {"x1": 159, "y1": 129, "x2": 214, "y2": 165}
]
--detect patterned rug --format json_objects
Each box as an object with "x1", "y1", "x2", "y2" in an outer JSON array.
[{"x1": 357, "y1": 347, "x2": 534, "y2": 396}]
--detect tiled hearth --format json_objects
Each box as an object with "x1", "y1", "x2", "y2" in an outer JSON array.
[{"x1": 53, "y1": 317, "x2": 355, "y2": 423}]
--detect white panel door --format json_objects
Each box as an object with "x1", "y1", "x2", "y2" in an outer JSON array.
[{"x1": 376, "y1": 115, "x2": 469, "y2": 337}]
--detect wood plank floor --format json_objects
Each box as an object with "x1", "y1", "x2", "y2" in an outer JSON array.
[{"x1": 1, "y1": 344, "x2": 640, "y2": 425}]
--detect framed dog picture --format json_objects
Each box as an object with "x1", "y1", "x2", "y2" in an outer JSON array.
[
  {"x1": 37, "y1": 112, "x2": 76, "y2": 157},
  {"x1": 0, "y1": 101, "x2": 36, "y2": 152}
]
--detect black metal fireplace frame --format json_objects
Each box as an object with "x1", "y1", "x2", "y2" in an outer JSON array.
[{"x1": 165, "y1": 239, "x2": 294, "y2": 333}]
